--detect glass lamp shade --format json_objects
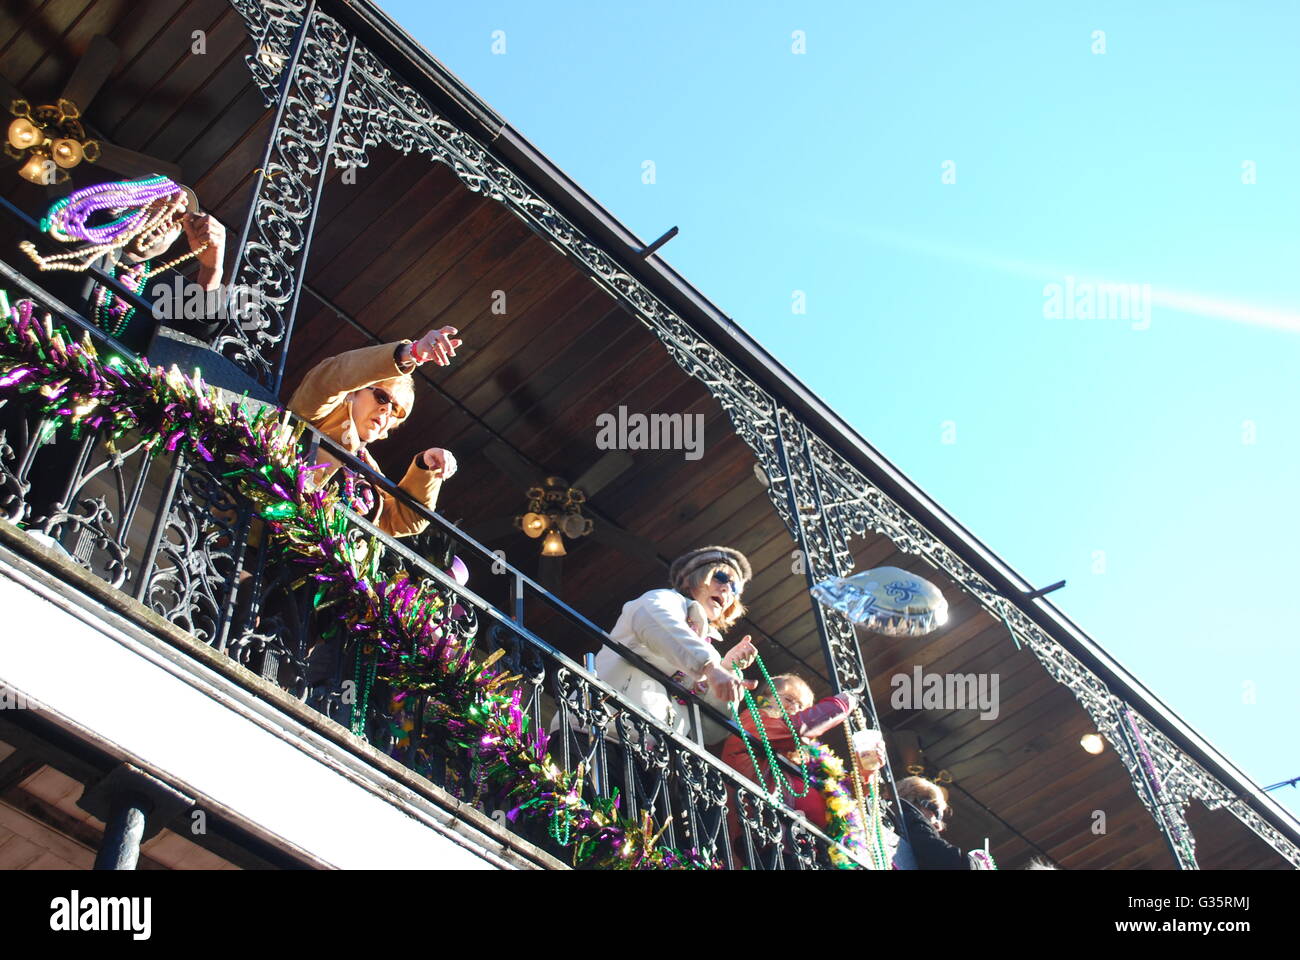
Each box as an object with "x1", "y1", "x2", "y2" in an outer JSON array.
[
  {"x1": 541, "y1": 528, "x2": 566, "y2": 557},
  {"x1": 519, "y1": 511, "x2": 548, "y2": 538},
  {"x1": 50, "y1": 138, "x2": 83, "y2": 168},
  {"x1": 1080, "y1": 733, "x2": 1105, "y2": 755},
  {"x1": 18, "y1": 151, "x2": 55, "y2": 185},
  {"x1": 560, "y1": 512, "x2": 592, "y2": 538},
  {"x1": 7, "y1": 116, "x2": 42, "y2": 151}
]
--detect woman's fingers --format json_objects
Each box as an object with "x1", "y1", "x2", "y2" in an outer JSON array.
[{"x1": 408, "y1": 326, "x2": 465, "y2": 367}]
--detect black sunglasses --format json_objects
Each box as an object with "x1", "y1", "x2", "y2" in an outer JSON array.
[
  {"x1": 368, "y1": 386, "x2": 407, "y2": 420},
  {"x1": 711, "y1": 569, "x2": 744, "y2": 595},
  {"x1": 918, "y1": 798, "x2": 951, "y2": 822}
]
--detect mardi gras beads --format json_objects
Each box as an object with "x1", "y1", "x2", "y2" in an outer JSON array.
[
  {"x1": 22, "y1": 175, "x2": 194, "y2": 274},
  {"x1": 92, "y1": 258, "x2": 148, "y2": 338},
  {"x1": 549, "y1": 804, "x2": 572, "y2": 846},
  {"x1": 350, "y1": 642, "x2": 379, "y2": 737},
  {"x1": 729, "y1": 653, "x2": 810, "y2": 799},
  {"x1": 845, "y1": 708, "x2": 891, "y2": 869}
]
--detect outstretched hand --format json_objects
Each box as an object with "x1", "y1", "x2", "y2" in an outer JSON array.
[
  {"x1": 705, "y1": 662, "x2": 757, "y2": 704},
  {"x1": 410, "y1": 326, "x2": 462, "y2": 367},
  {"x1": 721, "y1": 635, "x2": 757, "y2": 671}
]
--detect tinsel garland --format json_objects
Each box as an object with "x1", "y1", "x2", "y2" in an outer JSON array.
[
  {"x1": 799, "y1": 739, "x2": 877, "y2": 869},
  {"x1": 0, "y1": 295, "x2": 715, "y2": 870}
]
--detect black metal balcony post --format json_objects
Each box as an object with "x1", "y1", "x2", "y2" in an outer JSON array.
[
  {"x1": 133, "y1": 455, "x2": 186, "y2": 604},
  {"x1": 94, "y1": 792, "x2": 150, "y2": 870},
  {"x1": 582, "y1": 652, "x2": 605, "y2": 797},
  {"x1": 78, "y1": 765, "x2": 193, "y2": 871},
  {"x1": 773, "y1": 412, "x2": 910, "y2": 856},
  {"x1": 224, "y1": 1, "x2": 358, "y2": 393},
  {"x1": 1113, "y1": 704, "x2": 1199, "y2": 869},
  {"x1": 507, "y1": 568, "x2": 527, "y2": 625}
]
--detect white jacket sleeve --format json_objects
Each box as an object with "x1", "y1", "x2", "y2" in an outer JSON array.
[{"x1": 629, "y1": 591, "x2": 722, "y2": 680}]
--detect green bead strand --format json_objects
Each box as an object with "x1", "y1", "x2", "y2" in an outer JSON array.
[{"x1": 728, "y1": 653, "x2": 810, "y2": 800}]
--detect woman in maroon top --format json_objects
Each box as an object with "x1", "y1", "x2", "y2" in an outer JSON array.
[{"x1": 720, "y1": 674, "x2": 857, "y2": 847}]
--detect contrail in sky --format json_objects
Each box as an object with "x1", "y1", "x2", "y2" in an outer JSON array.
[{"x1": 848, "y1": 226, "x2": 1300, "y2": 333}]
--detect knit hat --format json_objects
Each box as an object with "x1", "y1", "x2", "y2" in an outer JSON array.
[{"x1": 669, "y1": 546, "x2": 752, "y2": 591}]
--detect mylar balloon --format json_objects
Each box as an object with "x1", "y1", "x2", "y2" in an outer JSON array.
[{"x1": 811, "y1": 566, "x2": 948, "y2": 637}]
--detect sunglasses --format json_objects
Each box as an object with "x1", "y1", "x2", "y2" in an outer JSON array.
[
  {"x1": 368, "y1": 386, "x2": 407, "y2": 421},
  {"x1": 918, "y1": 798, "x2": 951, "y2": 822},
  {"x1": 711, "y1": 569, "x2": 744, "y2": 595}
]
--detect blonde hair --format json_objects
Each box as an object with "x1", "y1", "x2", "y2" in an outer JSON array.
[
  {"x1": 679, "y1": 562, "x2": 746, "y2": 631},
  {"x1": 356, "y1": 373, "x2": 415, "y2": 440},
  {"x1": 770, "y1": 674, "x2": 814, "y2": 710},
  {"x1": 896, "y1": 776, "x2": 945, "y2": 808}
]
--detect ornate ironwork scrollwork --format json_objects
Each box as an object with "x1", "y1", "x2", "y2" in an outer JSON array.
[
  {"x1": 221, "y1": 5, "x2": 352, "y2": 386},
  {"x1": 0, "y1": 402, "x2": 157, "y2": 589},
  {"x1": 142, "y1": 456, "x2": 248, "y2": 648},
  {"x1": 228, "y1": 0, "x2": 309, "y2": 106}
]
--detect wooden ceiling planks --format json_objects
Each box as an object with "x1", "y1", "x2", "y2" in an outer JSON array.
[
  {"x1": 1187, "y1": 802, "x2": 1288, "y2": 870},
  {"x1": 1, "y1": 0, "x2": 98, "y2": 93},
  {"x1": 10, "y1": 0, "x2": 115, "y2": 100},
  {"x1": 100, "y1": 2, "x2": 242, "y2": 154}
]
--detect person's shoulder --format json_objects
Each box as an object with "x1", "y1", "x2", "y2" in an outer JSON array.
[
  {"x1": 639, "y1": 588, "x2": 688, "y2": 609},
  {"x1": 618, "y1": 588, "x2": 686, "y2": 624}
]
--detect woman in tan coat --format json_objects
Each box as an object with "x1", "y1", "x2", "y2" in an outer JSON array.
[{"x1": 287, "y1": 325, "x2": 462, "y2": 537}]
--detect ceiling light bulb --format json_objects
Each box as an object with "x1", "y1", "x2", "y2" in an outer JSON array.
[
  {"x1": 541, "y1": 528, "x2": 566, "y2": 557},
  {"x1": 50, "y1": 137, "x2": 83, "y2": 168},
  {"x1": 1080, "y1": 733, "x2": 1104, "y2": 755},
  {"x1": 520, "y1": 512, "x2": 547, "y2": 538},
  {"x1": 7, "y1": 116, "x2": 41, "y2": 150}
]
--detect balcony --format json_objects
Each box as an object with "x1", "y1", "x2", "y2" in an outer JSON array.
[
  {"x1": 0, "y1": 261, "x2": 873, "y2": 870},
  {"x1": 1, "y1": 0, "x2": 1296, "y2": 873}
]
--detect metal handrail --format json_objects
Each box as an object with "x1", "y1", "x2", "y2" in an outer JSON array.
[
  {"x1": 298, "y1": 425, "x2": 829, "y2": 800},
  {"x1": 337, "y1": 504, "x2": 860, "y2": 862}
]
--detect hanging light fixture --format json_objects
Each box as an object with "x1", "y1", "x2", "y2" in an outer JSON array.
[
  {"x1": 1080, "y1": 733, "x2": 1105, "y2": 755},
  {"x1": 513, "y1": 476, "x2": 594, "y2": 557},
  {"x1": 5, "y1": 98, "x2": 99, "y2": 185}
]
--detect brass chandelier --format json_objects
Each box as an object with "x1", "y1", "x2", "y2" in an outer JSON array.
[
  {"x1": 6, "y1": 98, "x2": 101, "y2": 185},
  {"x1": 514, "y1": 477, "x2": 593, "y2": 557}
]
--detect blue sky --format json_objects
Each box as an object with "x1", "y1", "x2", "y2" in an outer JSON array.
[{"x1": 377, "y1": 0, "x2": 1300, "y2": 818}]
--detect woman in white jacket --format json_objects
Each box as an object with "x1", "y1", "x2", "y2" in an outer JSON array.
[{"x1": 595, "y1": 545, "x2": 759, "y2": 741}]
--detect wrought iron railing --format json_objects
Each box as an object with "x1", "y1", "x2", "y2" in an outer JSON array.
[{"x1": 0, "y1": 252, "x2": 870, "y2": 869}]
